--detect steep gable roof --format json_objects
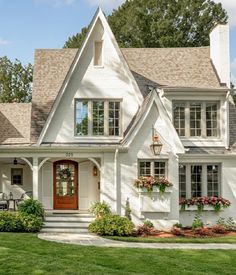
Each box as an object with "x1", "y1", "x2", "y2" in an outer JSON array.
[
  {"x1": 31, "y1": 49, "x2": 78, "y2": 143},
  {"x1": 122, "y1": 47, "x2": 222, "y2": 90},
  {"x1": 0, "y1": 103, "x2": 31, "y2": 145}
]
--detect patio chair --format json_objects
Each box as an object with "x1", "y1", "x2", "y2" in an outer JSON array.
[{"x1": 0, "y1": 192, "x2": 8, "y2": 210}]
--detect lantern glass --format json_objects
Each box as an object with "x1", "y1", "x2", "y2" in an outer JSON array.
[{"x1": 150, "y1": 142, "x2": 163, "y2": 155}]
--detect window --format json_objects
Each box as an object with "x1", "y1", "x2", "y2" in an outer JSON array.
[
  {"x1": 75, "y1": 99, "x2": 121, "y2": 137},
  {"x1": 179, "y1": 164, "x2": 220, "y2": 199},
  {"x1": 11, "y1": 168, "x2": 23, "y2": 185},
  {"x1": 94, "y1": 41, "x2": 103, "y2": 66},
  {"x1": 173, "y1": 101, "x2": 219, "y2": 138},
  {"x1": 139, "y1": 161, "x2": 166, "y2": 178}
]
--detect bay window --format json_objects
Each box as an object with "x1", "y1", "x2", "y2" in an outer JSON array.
[
  {"x1": 75, "y1": 99, "x2": 121, "y2": 137},
  {"x1": 179, "y1": 164, "x2": 220, "y2": 199},
  {"x1": 173, "y1": 101, "x2": 219, "y2": 138}
]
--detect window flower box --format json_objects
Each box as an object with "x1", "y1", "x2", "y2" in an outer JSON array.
[{"x1": 179, "y1": 196, "x2": 231, "y2": 212}]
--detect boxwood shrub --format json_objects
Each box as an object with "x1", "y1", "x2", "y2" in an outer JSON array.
[
  {"x1": 18, "y1": 199, "x2": 44, "y2": 218},
  {"x1": 89, "y1": 214, "x2": 134, "y2": 236},
  {"x1": 0, "y1": 212, "x2": 43, "y2": 232}
]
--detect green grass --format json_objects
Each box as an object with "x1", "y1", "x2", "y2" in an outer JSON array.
[
  {"x1": 0, "y1": 233, "x2": 236, "y2": 275},
  {"x1": 105, "y1": 235, "x2": 236, "y2": 243}
]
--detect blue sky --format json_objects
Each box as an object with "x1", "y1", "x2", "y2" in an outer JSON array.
[{"x1": 0, "y1": 0, "x2": 235, "y2": 84}]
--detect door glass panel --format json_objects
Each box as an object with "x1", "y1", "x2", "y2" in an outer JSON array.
[{"x1": 56, "y1": 163, "x2": 75, "y2": 197}]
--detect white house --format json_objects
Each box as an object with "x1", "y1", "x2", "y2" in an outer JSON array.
[{"x1": 0, "y1": 8, "x2": 235, "y2": 231}]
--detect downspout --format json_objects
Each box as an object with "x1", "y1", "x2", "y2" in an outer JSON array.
[
  {"x1": 226, "y1": 91, "x2": 230, "y2": 149},
  {"x1": 114, "y1": 149, "x2": 119, "y2": 214}
]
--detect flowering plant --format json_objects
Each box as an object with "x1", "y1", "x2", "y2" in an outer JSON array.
[
  {"x1": 134, "y1": 176, "x2": 173, "y2": 195},
  {"x1": 179, "y1": 196, "x2": 231, "y2": 212}
]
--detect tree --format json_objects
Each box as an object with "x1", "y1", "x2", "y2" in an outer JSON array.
[
  {"x1": 0, "y1": 56, "x2": 33, "y2": 103},
  {"x1": 64, "y1": 0, "x2": 227, "y2": 49}
]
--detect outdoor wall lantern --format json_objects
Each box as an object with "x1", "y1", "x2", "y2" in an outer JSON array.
[
  {"x1": 93, "y1": 165, "x2": 98, "y2": 177},
  {"x1": 150, "y1": 127, "x2": 163, "y2": 156}
]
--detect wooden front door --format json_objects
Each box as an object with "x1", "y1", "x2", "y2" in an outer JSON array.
[{"x1": 53, "y1": 160, "x2": 78, "y2": 210}]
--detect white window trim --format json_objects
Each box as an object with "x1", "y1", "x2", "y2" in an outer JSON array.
[
  {"x1": 74, "y1": 98, "x2": 123, "y2": 138},
  {"x1": 173, "y1": 101, "x2": 221, "y2": 139},
  {"x1": 179, "y1": 163, "x2": 221, "y2": 198}
]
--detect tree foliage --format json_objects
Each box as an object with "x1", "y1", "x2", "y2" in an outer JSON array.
[
  {"x1": 64, "y1": 0, "x2": 227, "y2": 49},
  {"x1": 0, "y1": 56, "x2": 33, "y2": 103}
]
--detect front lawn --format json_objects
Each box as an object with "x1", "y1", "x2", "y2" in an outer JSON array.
[
  {"x1": 0, "y1": 234, "x2": 236, "y2": 274},
  {"x1": 105, "y1": 235, "x2": 236, "y2": 243}
]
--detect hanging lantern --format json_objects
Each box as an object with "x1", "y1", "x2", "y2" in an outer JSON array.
[
  {"x1": 13, "y1": 158, "x2": 18, "y2": 165},
  {"x1": 150, "y1": 127, "x2": 163, "y2": 156},
  {"x1": 93, "y1": 166, "x2": 98, "y2": 176}
]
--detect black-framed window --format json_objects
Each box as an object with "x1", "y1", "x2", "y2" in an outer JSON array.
[{"x1": 11, "y1": 168, "x2": 23, "y2": 185}]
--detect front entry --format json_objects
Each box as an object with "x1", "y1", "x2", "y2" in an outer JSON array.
[{"x1": 53, "y1": 160, "x2": 78, "y2": 210}]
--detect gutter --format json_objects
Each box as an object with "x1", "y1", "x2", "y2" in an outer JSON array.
[{"x1": 114, "y1": 149, "x2": 120, "y2": 214}]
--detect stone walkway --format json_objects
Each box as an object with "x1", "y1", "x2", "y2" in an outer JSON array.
[{"x1": 38, "y1": 233, "x2": 236, "y2": 250}]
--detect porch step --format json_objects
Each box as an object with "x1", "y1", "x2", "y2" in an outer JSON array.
[{"x1": 41, "y1": 212, "x2": 95, "y2": 234}]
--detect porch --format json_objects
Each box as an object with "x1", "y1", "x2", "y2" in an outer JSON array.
[{"x1": 0, "y1": 156, "x2": 101, "y2": 212}]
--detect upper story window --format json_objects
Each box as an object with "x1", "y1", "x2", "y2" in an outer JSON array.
[
  {"x1": 94, "y1": 41, "x2": 103, "y2": 67},
  {"x1": 75, "y1": 99, "x2": 121, "y2": 137},
  {"x1": 173, "y1": 101, "x2": 219, "y2": 138}
]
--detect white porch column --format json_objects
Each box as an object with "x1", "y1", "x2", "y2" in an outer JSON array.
[{"x1": 33, "y1": 157, "x2": 39, "y2": 200}]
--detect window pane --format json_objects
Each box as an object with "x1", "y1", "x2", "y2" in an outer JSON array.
[
  {"x1": 11, "y1": 168, "x2": 23, "y2": 185},
  {"x1": 109, "y1": 101, "x2": 120, "y2": 136},
  {"x1": 191, "y1": 165, "x2": 202, "y2": 197},
  {"x1": 93, "y1": 101, "x2": 104, "y2": 135},
  {"x1": 173, "y1": 103, "x2": 185, "y2": 136},
  {"x1": 154, "y1": 162, "x2": 165, "y2": 178},
  {"x1": 179, "y1": 165, "x2": 186, "y2": 199},
  {"x1": 207, "y1": 165, "x2": 219, "y2": 197},
  {"x1": 206, "y1": 103, "x2": 218, "y2": 137},
  {"x1": 139, "y1": 162, "x2": 151, "y2": 177},
  {"x1": 190, "y1": 103, "x2": 201, "y2": 137},
  {"x1": 94, "y1": 41, "x2": 103, "y2": 66},
  {"x1": 75, "y1": 101, "x2": 88, "y2": 136}
]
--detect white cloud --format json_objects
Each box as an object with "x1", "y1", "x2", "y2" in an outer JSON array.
[
  {"x1": 85, "y1": 0, "x2": 125, "y2": 11},
  {"x1": 0, "y1": 38, "x2": 10, "y2": 45},
  {"x1": 213, "y1": 0, "x2": 236, "y2": 27}
]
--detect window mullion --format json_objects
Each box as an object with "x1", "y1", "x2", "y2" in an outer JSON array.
[
  {"x1": 185, "y1": 164, "x2": 191, "y2": 198},
  {"x1": 202, "y1": 165, "x2": 208, "y2": 196},
  {"x1": 202, "y1": 102, "x2": 206, "y2": 138},
  {"x1": 185, "y1": 103, "x2": 190, "y2": 138},
  {"x1": 104, "y1": 101, "x2": 109, "y2": 136},
  {"x1": 88, "y1": 101, "x2": 92, "y2": 136}
]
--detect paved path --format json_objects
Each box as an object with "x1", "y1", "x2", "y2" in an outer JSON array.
[{"x1": 38, "y1": 233, "x2": 236, "y2": 250}]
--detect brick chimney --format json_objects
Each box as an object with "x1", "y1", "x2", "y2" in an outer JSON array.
[{"x1": 210, "y1": 23, "x2": 230, "y2": 88}]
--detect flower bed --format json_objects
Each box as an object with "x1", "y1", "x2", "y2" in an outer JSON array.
[
  {"x1": 134, "y1": 176, "x2": 173, "y2": 195},
  {"x1": 179, "y1": 196, "x2": 231, "y2": 212}
]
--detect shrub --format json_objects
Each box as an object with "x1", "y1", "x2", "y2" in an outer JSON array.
[
  {"x1": 212, "y1": 225, "x2": 227, "y2": 234},
  {"x1": 194, "y1": 227, "x2": 214, "y2": 237},
  {"x1": 89, "y1": 201, "x2": 111, "y2": 218},
  {"x1": 143, "y1": 220, "x2": 154, "y2": 228},
  {"x1": 171, "y1": 227, "x2": 185, "y2": 237},
  {"x1": 137, "y1": 224, "x2": 157, "y2": 236},
  {"x1": 89, "y1": 215, "x2": 134, "y2": 236},
  {"x1": 0, "y1": 212, "x2": 22, "y2": 232},
  {"x1": 216, "y1": 217, "x2": 236, "y2": 231},
  {"x1": 19, "y1": 214, "x2": 43, "y2": 232},
  {"x1": 173, "y1": 223, "x2": 183, "y2": 228},
  {"x1": 192, "y1": 214, "x2": 204, "y2": 229},
  {"x1": 18, "y1": 199, "x2": 44, "y2": 217},
  {"x1": 0, "y1": 212, "x2": 43, "y2": 232}
]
